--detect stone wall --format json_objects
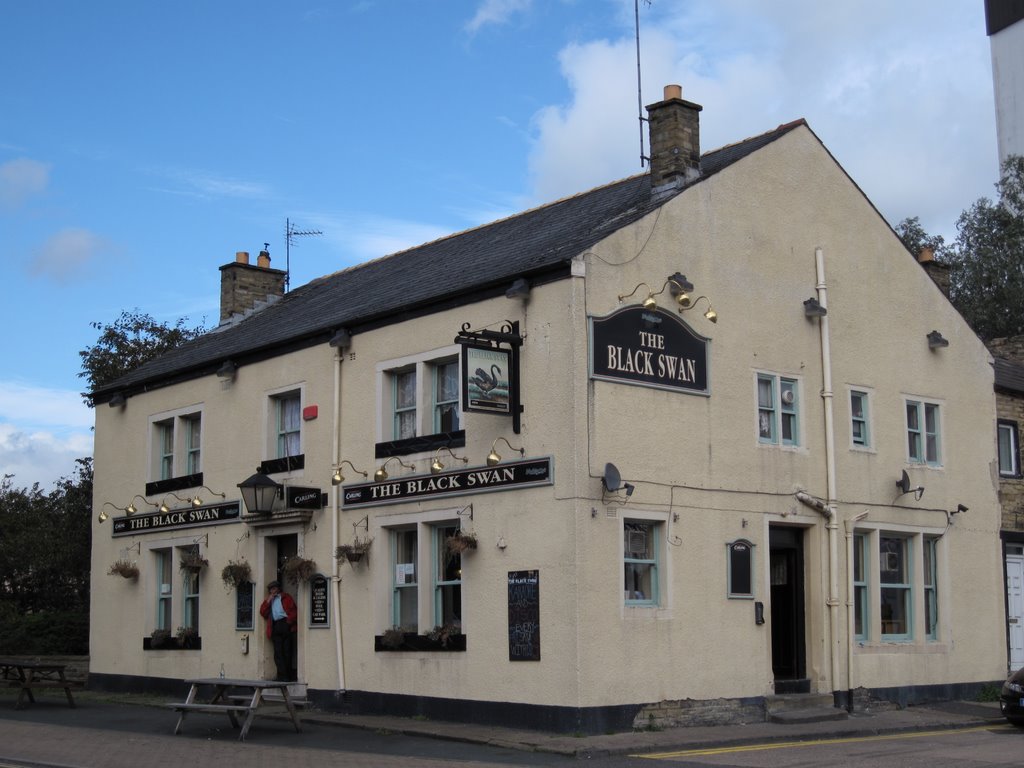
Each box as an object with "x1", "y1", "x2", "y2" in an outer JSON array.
[{"x1": 631, "y1": 697, "x2": 765, "y2": 730}]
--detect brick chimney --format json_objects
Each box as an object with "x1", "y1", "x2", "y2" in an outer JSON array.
[
  {"x1": 219, "y1": 248, "x2": 286, "y2": 323},
  {"x1": 646, "y1": 84, "x2": 703, "y2": 194},
  {"x1": 917, "y1": 247, "x2": 951, "y2": 299}
]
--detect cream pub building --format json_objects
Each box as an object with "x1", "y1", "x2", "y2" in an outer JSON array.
[{"x1": 89, "y1": 86, "x2": 1007, "y2": 732}]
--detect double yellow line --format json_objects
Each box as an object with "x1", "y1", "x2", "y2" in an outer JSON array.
[{"x1": 633, "y1": 724, "x2": 1010, "y2": 759}]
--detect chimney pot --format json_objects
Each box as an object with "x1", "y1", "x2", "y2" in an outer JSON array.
[
  {"x1": 918, "y1": 247, "x2": 934, "y2": 263},
  {"x1": 664, "y1": 84, "x2": 682, "y2": 100},
  {"x1": 257, "y1": 250, "x2": 271, "y2": 269},
  {"x1": 236, "y1": 251, "x2": 250, "y2": 264}
]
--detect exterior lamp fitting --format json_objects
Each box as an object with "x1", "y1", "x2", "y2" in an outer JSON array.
[
  {"x1": 374, "y1": 456, "x2": 415, "y2": 482},
  {"x1": 237, "y1": 470, "x2": 283, "y2": 515},
  {"x1": 486, "y1": 437, "x2": 525, "y2": 466},
  {"x1": 191, "y1": 486, "x2": 226, "y2": 508},
  {"x1": 927, "y1": 330, "x2": 949, "y2": 349},
  {"x1": 332, "y1": 460, "x2": 367, "y2": 486},
  {"x1": 431, "y1": 447, "x2": 468, "y2": 474}
]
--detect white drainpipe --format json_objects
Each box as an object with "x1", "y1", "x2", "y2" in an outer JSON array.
[
  {"x1": 332, "y1": 347, "x2": 346, "y2": 691},
  {"x1": 814, "y1": 246, "x2": 842, "y2": 701}
]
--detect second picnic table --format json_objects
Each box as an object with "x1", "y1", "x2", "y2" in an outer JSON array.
[
  {"x1": 0, "y1": 658, "x2": 79, "y2": 709},
  {"x1": 168, "y1": 677, "x2": 303, "y2": 741}
]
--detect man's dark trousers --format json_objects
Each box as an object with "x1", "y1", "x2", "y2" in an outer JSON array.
[{"x1": 271, "y1": 618, "x2": 293, "y2": 681}]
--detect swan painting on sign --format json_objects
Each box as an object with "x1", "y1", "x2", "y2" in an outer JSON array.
[{"x1": 463, "y1": 344, "x2": 512, "y2": 414}]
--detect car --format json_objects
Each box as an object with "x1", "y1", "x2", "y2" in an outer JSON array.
[{"x1": 1000, "y1": 667, "x2": 1024, "y2": 727}]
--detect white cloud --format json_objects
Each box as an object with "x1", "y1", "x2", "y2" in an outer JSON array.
[
  {"x1": 465, "y1": 0, "x2": 532, "y2": 35},
  {"x1": 28, "y1": 228, "x2": 110, "y2": 282},
  {"x1": 300, "y1": 212, "x2": 453, "y2": 265},
  {"x1": 151, "y1": 167, "x2": 272, "y2": 200},
  {"x1": 526, "y1": 0, "x2": 997, "y2": 242},
  {"x1": 0, "y1": 383, "x2": 94, "y2": 490},
  {"x1": 0, "y1": 157, "x2": 50, "y2": 208}
]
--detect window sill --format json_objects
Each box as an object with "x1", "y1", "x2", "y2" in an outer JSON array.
[
  {"x1": 376, "y1": 431, "x2": 465, "y2": 459},
  {"x1": 143, "y1": 636, "x2": 202, "y2": 651},
  {"x1": 146, "y1": 472, "x2": 204, "y2": 498},
  {"x1": 374, "y1": 633, "x2": 466, "y2": 652},
  {"x1": 260, "y1": 455, "x2": 305, "y2": 475}
]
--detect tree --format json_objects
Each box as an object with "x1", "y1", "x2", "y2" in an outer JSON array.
[
  {"x1": 948, "y1": 155, "x2": 1024, "y2": 340},
  {"x1": 78, "y1": 309, "x2": 206, "y2": 406},
  {"x1": 0, "y1": 460, "x2": 92, "y2": 653},
  {"x1": 894, "y1": 216, "x2": 951, "y2": 262}
]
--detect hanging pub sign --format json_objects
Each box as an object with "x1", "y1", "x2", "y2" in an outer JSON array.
[
  {"x1": 112, "y1": 501, "x2": 241, "y2": 537},
  {"x1": 342, "y1": 457, "x2": 552, "y2": 509},
  {"x1": 455, "y1": 320, "x2": 524, "y2": 433},
  {"x1": 462, "y1": 344, "x2": 512, "y2": 414},
  {"x1": 286, "y1": 486, "x2": 326, "y2": 510},
  {"x1": 589, "y1": 306, "x2": 710, "y2": 395}
]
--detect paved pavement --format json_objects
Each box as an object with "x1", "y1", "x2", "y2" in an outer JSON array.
[{"x1": 0, "y1": 689, "x2": 1011, "y2": 762}]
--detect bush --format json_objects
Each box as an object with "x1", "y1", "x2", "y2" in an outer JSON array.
[{"x1": 0, "y1": 609, "x2": 89, "y2": 655}]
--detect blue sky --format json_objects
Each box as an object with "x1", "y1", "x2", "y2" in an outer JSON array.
[{"x1": 0, "y1": 0, "x2": 997, "y2": 490}]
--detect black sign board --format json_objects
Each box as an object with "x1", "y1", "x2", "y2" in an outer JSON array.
[
  {"x1": 342, "y1": 457, "x2": 553, "y2": 509},
  {"x1": 589, "y1": 306, "x2": 709, "y2": 394},
  {"x1": 287, "y1": 486, "x2": 325, "y2": 510},
  {"x1": 309, "y1": 573, "x2": 329, "y2": 627},
  {"x1": 235, "y1": 581, "x2": 254, "y2": 630},
  {"x1": 508, "y1": 570, "x2": 540, "y2": 661},
  {"x1": 728, "y1": 540, "x2": 754, "y2": 598},
  {"x1": 112, "y1": 501, "x2": 241, "y2": 537}
]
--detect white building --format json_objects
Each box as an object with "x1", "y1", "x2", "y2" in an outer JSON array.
[
  {"x1": 986, "y1": 0, "x2": 1024, "y2": 164},
  {"x1": 89, "y1": 86, "x2": 1007, "y2": 732}
]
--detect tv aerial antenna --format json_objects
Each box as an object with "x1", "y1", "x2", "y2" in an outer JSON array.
[
  {"x1": 284, "y1": 217, "x2": 322, "y2": 291},
  {"x1": 635, "y1": 0, "x2": 652, "y2": 168}
]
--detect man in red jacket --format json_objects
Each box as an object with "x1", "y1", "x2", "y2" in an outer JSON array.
[{"x1": 259, "y1": 580, "x2": 297, "y2": 681}]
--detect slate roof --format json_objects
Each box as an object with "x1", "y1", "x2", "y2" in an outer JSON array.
[
  {"x1": 94, "y1": 120, "x2": 806, "y2": 402},
  {"x1": 995, "y1": 357, "x2": 1024, "y2": 394}
]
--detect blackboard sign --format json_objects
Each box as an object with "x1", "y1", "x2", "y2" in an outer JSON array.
[
  {"x1": 309, "y1": 573, "x2": 329, "y2": 627},
  {"x1": 235, "y1": 581, "x2": 254, "y2": 630},
  {"x1": 508, "y1": 570, "x2": 540, "y2": 661}
]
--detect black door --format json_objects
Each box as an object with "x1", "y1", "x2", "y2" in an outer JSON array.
[{"x1": 770, "y1": 526, "x2": 807, "y2": 693}]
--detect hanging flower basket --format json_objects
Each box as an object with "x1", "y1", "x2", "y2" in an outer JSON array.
[
  {"x1": 221, "y1": 559, "x2": 252, "y2": 589},
  {"x1": 108, "y1": 559, "x2": 139, "y2": 579},
  {"x1": 179, "y1": 550, "x2": 208, "y2": 573},
  {"x1": 281, "y1": 555, "x2": 317, "y2": 585},
  {"x1": 335, "y1": 537, "x2": 373, "y2": 565},
  {"x1": 445, "y1": 530, "x2": 477, "y2": 556}
]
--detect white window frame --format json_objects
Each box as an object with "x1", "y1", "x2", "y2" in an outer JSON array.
[
  {"x1": 149, "y1": 406, "x2": 204, "y2": 482},
  {"x1": 155, "y1": 548, "x2": 172, "y2": 631},
  {"x1": 377, "y1": 346, "x2": 462, "y2": 443},
  {"x1": 381, "y1": 505, "x2": 468, "y2": 635},
  {"x1": 148, "y1": 535, "x2": 208, "y2": 636},
  {"x1": 853, "y1": 533, "x2": 868, "y2": 641},
  {"x1": 265, "y1": 385, "x2": 304, "y2": 461},
  {"x1": 905, "y1": 398, "x2": 941, "y2": 466},
  {"x1": 756, "y1": 372, "x2": 800, "y2": 447},
  {"x1": 391, "y1": 526, "x2": 419, "y2": 631},
  {"x1": 998, "y1": 419, "x2": 1020, "y2": 478},
  {"x1": 849, "y1": 388, "x2": 872, "y2": 450},
  {"x1": 623, "y1": 518, "x2": 661, "y2": 606}
]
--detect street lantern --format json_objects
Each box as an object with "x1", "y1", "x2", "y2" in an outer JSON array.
[{"x1": 238, "y1": 470, "x2": 282, "y2": 515}]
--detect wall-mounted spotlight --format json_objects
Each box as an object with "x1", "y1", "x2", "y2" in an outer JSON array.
[
  {"x1": 108, "y1": 392, "x2": 126, "y2": 408},
  {"x1": 159, "y1": 492, "x2": 191, "y2": 513},
  {"x1": 618, "y1": 282, "x2": 658, "y2": 309},
  {"x1": 895, "y1": 469, "x2": 925, "y2": 500},
  {"x1": 216, "y1": 360, "x2": 237, "y2": 379},
  {"x1": 374, "y1": 456, "x2": 415, "y2": 482},
  {"x1": 803, "y1": 297, "x2": 827, "y2": 317},
  {"x1": 190, "y1": 486, "x2": 226, "y2": 508},
  {"x1": 125, "y1": 495, "x2": 157, "y2": 515},
  {"x1": 952, "y1": 504, "x2": 968, "y2": 515},
  {"x1": 332, "y1": 460, "x2": 367, "y2": 486},
  {"x1": 329, "y1": 328, "x2": 352, "y2": 349},
  {"x1": 666, "y1": 272, "x2": 694, "y2": 308},
  {"x1": 98, "y1": 501, "x2": 126, "y2": 523},
  {"x1": 505, "y1": 278, "x2": 531, "y2": 299},
  {"x1": 927, "y1": 330, "x2": 949, "y2": 349},
  {"x1": 487, "y1": 437, "x2": 525, "y2": 466},
  {"x1": 681, "y1": 295, "x2": 717, "y2": 323},
  {"x1": 431, "y1": 447, "x2": 468, "y2": 474}
]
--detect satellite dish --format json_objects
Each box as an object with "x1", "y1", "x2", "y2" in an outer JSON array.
[
  {"x1": 602, "y1": 463, "x2": 622, "y2": 493},
  {"x1": 896, "y1": 470, "x2": 911, "y2": 495}
]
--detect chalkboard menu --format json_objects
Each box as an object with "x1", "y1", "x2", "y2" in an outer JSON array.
[
  {"x1": 235, "y1": 581, "x2": 254, "y2": 630},
  {"x1": 508, "y1": 570, "x2": 540, "y2": 661},
  {"x1": 728, "y1": 540, "x2": 754, "y2": 598},
  {"x1": 309, "y1": 573, "x2": 329, "y2": 627}
]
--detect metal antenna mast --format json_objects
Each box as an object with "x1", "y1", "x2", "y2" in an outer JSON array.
[
  {"x1": 636, "y1": 0, "x2": 651, "y2": 167},
  {"x1": 284, "y1": 218, "x2": 322, "y2": 292}
]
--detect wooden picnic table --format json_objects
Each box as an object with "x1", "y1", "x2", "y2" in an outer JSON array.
[
  {"x1": 167, "y1": 677, "x2": 302, "y2": 741},
  {"x1": 0, "y1": 658, "x2": 79, "y2": 709}
]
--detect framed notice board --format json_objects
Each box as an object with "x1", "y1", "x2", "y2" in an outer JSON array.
[
  {"x1": 507, "y1": 570, "x2": 540, "y2": 661},
  {"x1": 235, "y1": 581, "x2": 254, "y2": 630}
]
